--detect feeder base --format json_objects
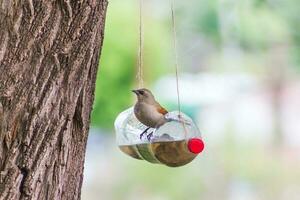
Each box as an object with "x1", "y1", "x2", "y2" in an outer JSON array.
[{"x1": 119, "y1": 140, "x2": 197, "y2": 167}]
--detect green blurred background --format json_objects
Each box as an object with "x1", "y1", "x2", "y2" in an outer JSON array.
[{"x1": 82, "y1": 0, "x2": 300, "y2": 199}]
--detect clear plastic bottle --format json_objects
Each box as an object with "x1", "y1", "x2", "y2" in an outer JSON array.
[{"x1": 115, "y1": 107, "x2": 204, "y2": 167}]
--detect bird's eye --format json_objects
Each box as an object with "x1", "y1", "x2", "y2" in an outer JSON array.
[{"x1": 139, "y1": 90, "x2": 145, "y2": 95}]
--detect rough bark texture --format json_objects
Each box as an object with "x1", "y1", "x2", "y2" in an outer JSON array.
[{"x1": 0, "y1": 0, "x2": 107, "y2": 199}]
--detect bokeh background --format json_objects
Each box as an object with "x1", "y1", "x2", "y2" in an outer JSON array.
[{"x1": 82, "y1": 0, "x2": 300, "y2": 199}]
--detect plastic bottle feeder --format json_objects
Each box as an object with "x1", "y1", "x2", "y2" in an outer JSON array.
[{"x1": 114, "y1": 107, "x2": 204, "y2": 167}]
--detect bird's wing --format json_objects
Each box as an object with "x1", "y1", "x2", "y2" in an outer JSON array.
[{"x1": 157, "y1": 105, "x2": 168, "y2": 115}]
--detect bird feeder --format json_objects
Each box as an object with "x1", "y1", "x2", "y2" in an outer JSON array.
[{"x1": 114, "y1": 107, "x2": 204, "y2": 167}]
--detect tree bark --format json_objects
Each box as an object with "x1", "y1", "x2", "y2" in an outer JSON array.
[{"x1": 0, "y1": 0, "x2": 107, "y2": 199}]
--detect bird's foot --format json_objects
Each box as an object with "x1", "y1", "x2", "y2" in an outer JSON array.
[
  {"x1": 140, "y1": 127, "x2": 150, "y2": 140},
  {"x1": 147, "y1": 132, "x2": 153, "y2": 141}
]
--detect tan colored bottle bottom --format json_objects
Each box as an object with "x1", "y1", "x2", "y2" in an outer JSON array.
[
  {"x1": 119, "y1": 145, "x2": 142, "y2": 160},
  {"x1": 119, "y1": 140, "x2": 197, "y2": 167}
]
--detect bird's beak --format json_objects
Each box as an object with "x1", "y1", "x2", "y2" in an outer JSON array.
[{"x1": 132, "y1": 90, "x2": 139, "y2": 95}]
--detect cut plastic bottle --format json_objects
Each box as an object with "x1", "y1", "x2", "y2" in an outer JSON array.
[{"x1": 114, "y1": 107, "x2": 204, "y2": 167}]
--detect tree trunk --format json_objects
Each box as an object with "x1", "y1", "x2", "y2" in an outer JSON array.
[
  {"x1": 0, "y1": 0, "x2": 107, "y2": 199},
  {"x1": 267, "y1": 43, "x2": 288, "y2": 147}
]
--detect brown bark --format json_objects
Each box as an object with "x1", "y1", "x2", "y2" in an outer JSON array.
[{"x1": 0, "y1": 0, "x2": 107, "y2": 199}]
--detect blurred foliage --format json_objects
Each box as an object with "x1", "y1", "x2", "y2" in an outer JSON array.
[
  {"x1": 236, "y1": 5, "x2": 289, "y2": 50},
  {"x1": 85, "y1": 1, "x2": 300, "y2": 199},
  {"x1": 91, "y1": 0, "x2": 300, "y2": 129},
  {"x1": 272, "y1": 0, "x2": 300, "y2": 69},
  {"x1": 91, "y1": 0, "x2": 171, "y2": 129},
  {"x1": 195, "y1": 0, "x2": 221, "y2": 44}
]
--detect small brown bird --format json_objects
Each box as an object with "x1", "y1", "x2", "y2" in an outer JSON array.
[{"x1": 132, "y1": 88, "x2": 168, "y2": 140}]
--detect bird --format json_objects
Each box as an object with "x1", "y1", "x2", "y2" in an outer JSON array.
[{"x1": 132, "y1": 88, "x2": 168, "y2": 141}]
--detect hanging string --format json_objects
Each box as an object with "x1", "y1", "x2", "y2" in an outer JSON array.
[
  {"x1": 171, "y1": 0, "x2": 188, "y2": 138},
  {"x1": 137, "y1": 0, "x2": 144, "y2": 88},
  {"x1": 171, "y1": 0, "x2": 181, "y2": 117}
]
